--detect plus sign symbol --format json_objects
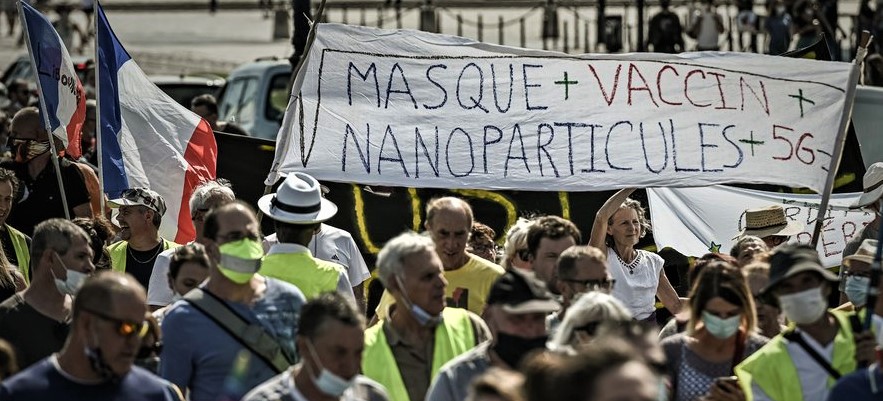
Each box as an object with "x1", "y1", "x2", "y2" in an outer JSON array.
[
  {"x1": 738, "y1": 130, "x2": 765, "y2": 157},
  {"x1": 788, "y1": 88, "x2": 815, "y2": 118},
  {"x1": 554, "y1": 72, "x2": 578, "y2": 100}
]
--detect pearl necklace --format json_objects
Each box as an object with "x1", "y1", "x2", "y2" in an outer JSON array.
[{"x1": 616, "y1": 250, "x2": 642, "y2": 275}]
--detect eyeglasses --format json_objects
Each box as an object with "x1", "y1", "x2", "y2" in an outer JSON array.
[
  {"x1": 561, "y1": 278, "x2": 616, "y2": 291},
  {"x1": 83, "y1": 309, "x2": 148, "y2": 338},
  {"x1": 843, "y1": 270, "x2": 872, "y2": 278}
]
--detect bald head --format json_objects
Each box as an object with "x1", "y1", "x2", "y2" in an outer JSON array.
[
  {"x1": 10, "y1": 107, "x2": 48, "y2": 142},
  {"x1": 73, "y1": 271, "x2": 146, "y2": 320},
  {"x1": 425, "y1": 197, "x2": 473, "y2": 228}
]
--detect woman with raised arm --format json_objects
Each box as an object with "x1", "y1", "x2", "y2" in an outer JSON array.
[{"x1": 589, "y1": 188, "x2": 683, "y2": 322}]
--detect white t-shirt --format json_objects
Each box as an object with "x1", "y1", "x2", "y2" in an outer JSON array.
[
  {"x1": 607, "y1": 248, "x2": 663, "y2": 320},
  {"x1": 147, "y1": 247, "x2": 179, "y2": 307},
  {"x1": 263, "y1": 224, "x2": 371, "y2": 287}
]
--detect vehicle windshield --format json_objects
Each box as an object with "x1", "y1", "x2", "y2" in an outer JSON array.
[{"x1": 218, "y1": 76, "x2": 258, "y2": 126}]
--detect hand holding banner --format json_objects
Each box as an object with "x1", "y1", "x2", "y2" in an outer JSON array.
[{"x1": 269, "y1": 24, "x2": 855, "y2": 193}]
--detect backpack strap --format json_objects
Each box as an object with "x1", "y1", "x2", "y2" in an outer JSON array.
[{"x1": 184, "y1": 288, "x2": 293, "y2": 373}]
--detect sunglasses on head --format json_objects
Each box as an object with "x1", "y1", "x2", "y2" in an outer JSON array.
[{"x1": 83, "y1": 308, "x2": 148, "y2": 338}]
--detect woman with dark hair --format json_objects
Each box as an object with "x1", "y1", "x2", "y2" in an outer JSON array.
[
  {"x1": 152, "y1": 243, "x2": 211, "y2": 324},
  {"x1": 590, "y1": 189, "x2": 683, "y2": 322},
  {"x1": 660, "y1": 262, "x2": 769, "y2": 401},
  {"x1": 660, "y1": 253, "x2": 739, "y2": 339},
  {"x1": 71, "y1": 217, "x2": 115, "y2": 271}
]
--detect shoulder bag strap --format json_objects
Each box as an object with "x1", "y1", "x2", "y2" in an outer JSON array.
[
  {"x1": 183, "y1": 288, "x2": 292, "y2": 373},
  {"x1": 783, "y1": 330, "x2": 841, "y2": 380}
]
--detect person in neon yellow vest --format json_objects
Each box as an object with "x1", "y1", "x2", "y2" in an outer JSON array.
[
  {"x1": 373, "y1": 197, "x2": 505, "y2": 321},
  {"x1": 734, "y1": 244, "x2": 878, "y2": 401},
  {"x1": 427, "y1": 268, "x2": 560, "y2": 401},
  {"x1": 0, "y1": 168, "x2": 30, "y2": 284},
  {"x1": 242, "y1": 292, "x2": 391, "y2": 401},
  {"x1": 364, "y1": 232, "x2": 490, "y2": 401},
  {"x1": 258, "y1": 172, "x2": 355, "y2": 305},
  {"x1": 107, "y1": 188, "x2": 180, "y2": 291}
]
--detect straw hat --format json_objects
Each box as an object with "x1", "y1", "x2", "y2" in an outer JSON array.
[
  {"x1": 842, "y1": 239, "x2": 878, "y2": 268},
  {"x1": 737, "y1": 205, "x2": 804, "y2": 239},
  {"x1": 851, "y1": 162, "x2": 883, "y2": 209},
  {"x1": 258, "y1": 172, "x2": 337, "y2": 224}
]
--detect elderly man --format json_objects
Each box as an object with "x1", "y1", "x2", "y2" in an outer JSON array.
[
  {"x1": 107, "y1": 188, "x2": 180, "y2": 291},
  {"x1": 363, "y1": 231, "x2": 489, "y2": 401},
  {"x1": 3, "y1": 107, "x2": 91, "y2": 236},
  {"x1": 258, "y1": 172, "x2": 355, "y2": 304},
  {"x1": 146, "y1": 180, "x2": 235, "y2": 309},
  {"x1": 0, "y1": 271, "x2": 183, "y2": 400},
  {"x1": 0, "y1": 219, "x2": 94, "y2": 369},
  {"x1": 0, "y1": 168, "x2": 29, "y2": 281},
  {"x1": 735, "y1": 244, "x2": 878, "y2": 401},
  {"x1": 243, "y1": 292, "x2": 390, "y2": 401},
  {"x1": 160, "y1": 202, "x2": 307, "y2": 401},
  {"x1": 375, "y1": 197, "x2": 504, "y2": 319},
  {"x1": 548, "y1": 245, "x2": 612, "y2": 332},
  {"x1": 525, "y1": 215, "x2": 582, "y2": 295},
  {"x1": 426, "y1": 268, "x2": 559, "y2": 401}
]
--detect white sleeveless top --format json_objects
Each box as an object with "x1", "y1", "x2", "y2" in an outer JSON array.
[{"x1": 607, "y1": 248, "x2": 664, "y2": 320}]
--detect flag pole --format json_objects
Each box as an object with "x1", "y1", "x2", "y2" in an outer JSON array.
[
  {"x1": 95, "y1": 0, "x2": 105, "y2": 216},
  {"x1": 257, "y1": 0, "x2": 327, "y2": 225},
  {"x1": 810, "y1": 31, "x2": 873, "y2": 247},
  {"x1": 17, "y1": 0, "x2": 71, "y2": 220}
]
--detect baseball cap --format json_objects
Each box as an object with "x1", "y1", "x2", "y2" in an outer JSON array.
[
  {"x1": 761, "y1": 244, "x2": 838, "y2": 295},
  {"x1": 486, "y1": 269, "x2": 560, "y2": 314},
  {"x1": 109, "y1": 188, "x2": 167, "y2": 217}
]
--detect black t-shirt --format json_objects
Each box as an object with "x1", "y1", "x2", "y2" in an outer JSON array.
[
  {"x1": 126, "y1": 242, "x2": 164, "y2": 291},
  {"x1": 2, "y1": 159, "x2": 90, "y2": 237},
  {"x1": 0, "y1": 357, "x2": 182, "y2": 400},
  {"x1": 0, "y1": 294, "x2": 69, "y2": 370}
]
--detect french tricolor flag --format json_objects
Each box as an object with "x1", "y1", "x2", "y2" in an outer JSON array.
[
  {"x1": 19, "y1": 1, "x2": 86, "y2": 159},
  {"x1": 97, "y1": 2, "x2": 217, "y2": 243}
]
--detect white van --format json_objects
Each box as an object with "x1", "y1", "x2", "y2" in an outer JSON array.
[{"x1": 217, "y1": 58, "x2": 292, "y2": 140}]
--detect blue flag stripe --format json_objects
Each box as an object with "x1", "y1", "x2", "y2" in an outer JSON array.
[
  {"x1": 20, "y1": 2, "x2": 63, "y2": 132},
  {"x1": 96, "y1": 1, "x2": 131, "y2": 198}
]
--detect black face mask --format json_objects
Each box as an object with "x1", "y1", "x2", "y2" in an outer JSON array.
[
  {"x1": 84, "y1": 345, "x2": 121, "y2": 384},
  {"x1": 492, "y1": 332, "x2": 548, "y2": 369}
]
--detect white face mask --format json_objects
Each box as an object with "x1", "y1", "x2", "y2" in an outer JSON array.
[
  {"x1": 778, "y1": 287, "x2": 828, "y2": 325},
  {"x1": 51, "y1": 253, "x2": 88, "y2": 296},
  {"x1": 305, "y1": 339, "x2": 356, "y2": 397},
  {"x1": 169, "y1": 293, "x2": 184, "y2": 303}
]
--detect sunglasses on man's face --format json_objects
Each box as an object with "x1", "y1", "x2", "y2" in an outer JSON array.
[{"x1": 83, "y1": 309, "x2": 148, "y2": 338}]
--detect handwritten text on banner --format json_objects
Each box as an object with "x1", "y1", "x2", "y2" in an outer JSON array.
[
  {"x1": 647, "y1": 186, "x2": 874, "y2": 267},
  {"x1": 269, "y1": 24, "x2": 855, "y2": 191}
]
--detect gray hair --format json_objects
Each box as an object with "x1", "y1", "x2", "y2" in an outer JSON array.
[
  {"x1": 189, "y1": 179, "x2": 235, "y2": 212},
  {"x1": 376, "y1": 231, "x2": 435, "y2": 286},
  {"x1": 548, "y1": 292, "x2": 631, "y2": 352},
  {"x1": 31, "y1": 218, "x2": 90, "y2": 263},
  {"x1": 501, "y1": 217, "x2": 534, "y2": 270}
]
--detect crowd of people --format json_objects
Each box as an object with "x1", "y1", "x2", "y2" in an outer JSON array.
[{"x1": 0, "y1": 91, "x2": 880, "y2": 401}]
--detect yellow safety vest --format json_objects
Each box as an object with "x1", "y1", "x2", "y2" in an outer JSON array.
[
  {"x1": 5, "y1": 225, "x2": 30, "y2": 284},
  {"x1": 108, "y1": 239, "x2": 179, "y2": 273},
  {"x1": 260, "y1": 252, "x2": 342, "y2": 299},
  {"x1": 735, "y1": 309, "x2": 858, "y2": 401},
  {"x1": 362, "y1": 307, "x2": 476, "y2": 401}
]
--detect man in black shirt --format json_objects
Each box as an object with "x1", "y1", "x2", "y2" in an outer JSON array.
[
  {"x1": 3, "y1": 108, "x2": 92, "y2": 237},
  {"x1": 647, "y1": 0, "x2": 686, "y2": 53},
  {"x1": 107, "y1": 188, "x2": 180, "y2": 291},
  {"x1": 0, "y1": 219, "x2": 95, "y2": 369}
]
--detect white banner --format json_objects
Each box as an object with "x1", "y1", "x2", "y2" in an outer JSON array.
[
  {"x1": 647, "y1": 186, "x2": 875, "y2": 267},
  {"x1": 268, "y1": 24, "x2": 855, "y2": 192}
]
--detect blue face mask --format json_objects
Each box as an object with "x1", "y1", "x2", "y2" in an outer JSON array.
[
  {"x1": 845, "y1": 276, "x2": 871, "y2": 307},
  {"x1": 395, "y1": 275, "x2": 441, "y2": 327},
  {"x1": 701, "y1": 311, "x2": 741, "y2": 339}
]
